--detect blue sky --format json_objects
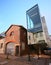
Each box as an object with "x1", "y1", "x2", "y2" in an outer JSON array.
[{"x1": 0, "y1": 0, "x2": 51, "y2": 35}]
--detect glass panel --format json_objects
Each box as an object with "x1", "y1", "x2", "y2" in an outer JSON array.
[
  {"x1": 26, "y1": 4, "x2": 43, "y2": 33},
  {"x1": 27, "y1": 14, "x2": 34, "y2": 29}
]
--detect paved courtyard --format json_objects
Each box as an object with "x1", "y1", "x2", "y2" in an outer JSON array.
[{"x1": 0, "y1": 54, "x2": 51, "y2": 65}]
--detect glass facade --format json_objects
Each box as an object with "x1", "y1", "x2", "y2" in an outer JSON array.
[
  {"x1": 26, "y1": 4, "x2": 43, "y2": 33},
  {"x1": 26, "y1": 14, "x2": 34, "y2": 29}
]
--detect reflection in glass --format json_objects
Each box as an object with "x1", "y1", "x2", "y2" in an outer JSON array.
[{"x1": 27, "y1": 14, "x2": 34, "y2": 29}]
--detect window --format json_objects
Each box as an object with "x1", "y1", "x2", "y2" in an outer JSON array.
[
  {"x1": 27, "y1": 14, "x2": 34, "y2": 29},
  {"x1": 35, "y1": 33, "x2": 38, "y2": 38},
  {"x1": 34, "y1": 39, "x2": 36, "y2": 42},
  {"x1": 10, "y1": 31, "x2": 14, "y2": 36},
  {"x1": 40, "y1": 32, "x2": 43, "y2": 37},
  {"x1": 0, "y1": 43, "x2": 3, "y2": 48},
  {"x1": 29, "y1": 36, "x2": 30, "y2": 40}
]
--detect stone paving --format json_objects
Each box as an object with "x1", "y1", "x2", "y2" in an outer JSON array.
[{"x1": 0, "y1": 54, "x2": 51, "y2": 65}]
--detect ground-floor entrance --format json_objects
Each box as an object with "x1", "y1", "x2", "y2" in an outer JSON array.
[
  {"x1": 15, "y1": 46, "x2": 19, "y2": 56},
  {"x1": 6, "y1": 42, "x2": 15, "y2": 55}
]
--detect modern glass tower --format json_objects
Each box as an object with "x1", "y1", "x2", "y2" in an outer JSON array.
[{"x1": 26, "y1": 4, "x2": 43, "y2": 33}]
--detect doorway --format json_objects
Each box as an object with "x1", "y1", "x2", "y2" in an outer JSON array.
[
  {"x1": 6, "y1": 42, "x2": 15, "y2": 55},
  {"x1": 15, "y1": 46, "x2": 19, "y2": 56}
]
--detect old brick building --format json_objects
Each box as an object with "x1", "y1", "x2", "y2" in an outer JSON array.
[
  {"x1": 5, "y1": 25, "x2": 28, "y2": 56},
  {"x1": 0, "y1": 25, "x2": 28, "y2": 56},
  {"x1": 0, "y1": 36, "x2": 5, "y2": 54},
  {"x1": 0, "y1": 32, "x2": 5, "y2": 54}
]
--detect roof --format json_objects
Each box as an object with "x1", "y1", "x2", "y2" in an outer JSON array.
[{"x1": 5, "y1": 24, "x2": 27, "y2": 34}]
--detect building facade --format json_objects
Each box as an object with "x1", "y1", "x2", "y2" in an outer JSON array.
[
  {"x1": 0, "y1": 32, "x2": 5, "y2": 54},
  {"x1": 5, "y1": 25, "x2": 28, "y2": 56},
  {"x1": 27, "y1": 31, "x2": 46, "y2": 45},
  {"x1": 26, "y1": 4, "x2": 50, "y2": 47},
  {"x1": 0, "y1": 25, "x2": 28, "y2": 56},
  {"x1": 27, "y1": 16, "x2": 50, "y2": 46},
  {"x1": 41, "y1": 16, "x2": 50, "y2": 45},
  {"x1": 0, "y1": 38, "x2": 5, "y2": 54},
  {"x1": 26, "y1": 4, "x2": 42, "y2": 33}
]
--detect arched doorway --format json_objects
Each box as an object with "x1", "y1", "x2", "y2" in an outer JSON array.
[{"x1": 6, "y1": 42, "x2": 15, "y2": 55}]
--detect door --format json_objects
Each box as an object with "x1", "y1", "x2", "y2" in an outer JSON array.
[
  {"x1": 6, "y1": 42, "x2": 15, "y2": 55},
  {"x1": 15, "y1": 46, "x2": 19, "y2": 56}
]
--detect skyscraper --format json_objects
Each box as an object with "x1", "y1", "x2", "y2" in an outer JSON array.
[
  {"x1": 26, "y1": 4, "x2": 42, "y2": 33},
  {"x1": 26, "y1": 4, "x2": 50, "y2": 47}
]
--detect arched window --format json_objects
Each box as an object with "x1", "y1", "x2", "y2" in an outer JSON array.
[{"x1": 10, "y1": 31, "x2": 14, "y2": 36}]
